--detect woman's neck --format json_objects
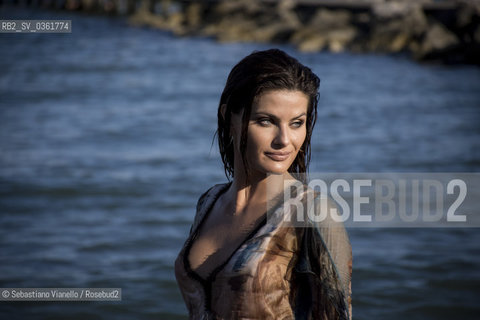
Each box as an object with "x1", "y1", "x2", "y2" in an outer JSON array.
[{"x1": 227, "y1": 172, "x2": 295, "y2": 216}]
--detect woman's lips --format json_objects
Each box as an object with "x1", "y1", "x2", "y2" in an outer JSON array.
[{"x1": 265, "y1": 151, "x2": 291, "y2": 161}]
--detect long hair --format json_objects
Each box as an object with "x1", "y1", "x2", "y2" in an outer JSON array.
[{"x1": 216, "y1": 49, "x2": 320, "y2": 181}]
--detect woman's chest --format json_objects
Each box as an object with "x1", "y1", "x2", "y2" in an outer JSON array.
[
  {"x1": 208, "y1": 224, "x2": 302, "y2": 318},
  {"x1": 188, "y1": 207, "x2": 268, "y2": 280},
  {"x1": 220, "y1": 223, "x2": 301, "y2": 278}
]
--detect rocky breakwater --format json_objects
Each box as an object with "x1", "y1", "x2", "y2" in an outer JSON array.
[{"x1": 128, "y1": 0, "x2": 480, "y2": 65}]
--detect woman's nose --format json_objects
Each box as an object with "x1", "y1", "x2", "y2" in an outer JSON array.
[{"x1": 273, "y1": 125, "x2": 290, "y2": 147}]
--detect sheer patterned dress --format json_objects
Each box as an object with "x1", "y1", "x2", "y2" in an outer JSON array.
[{"x1": 175, "y1": 182, "x2": 352, "y2": 320}]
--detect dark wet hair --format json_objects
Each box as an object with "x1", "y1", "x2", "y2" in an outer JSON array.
[{"x1": 216, "y1": 48, "x2": 320, "y2": 181}]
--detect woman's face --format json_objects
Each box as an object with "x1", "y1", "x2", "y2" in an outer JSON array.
[{"x1": 232, "y1": 89, "x2": 309, "y2": 178}]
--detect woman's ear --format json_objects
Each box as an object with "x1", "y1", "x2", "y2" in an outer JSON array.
[{"x1": 220, "y1": 104, "x2": 227, "y2": 120}]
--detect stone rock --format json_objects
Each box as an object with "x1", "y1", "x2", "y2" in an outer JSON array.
[
  {"x1": 369, "y1": 19, "x2": 403, "y2": 51},
  {"x1": 292, "y1": 8, "x2": 355, "y2": 53},
  {"x1": 214, "y1": 0, "x2": 262, "y2": 17},
  {"x1": 252, "y1": 23, "x2": 297, "y2": 43},
  {"x1": 123, "y1": 0, "x2": 478, "y2": 65},
  {"x1": 373, "y1": 0, "x2": 431, "y2": 20},
  {"x1": 416, "y1": 22, "x2": 460, "y2": 59},
  {"x1": 456, "y1": 0, "x2": 480, "y2": 17},
  {"x1": 210, "y1": 18, "x2": 258, "y2": 43},
  {"x1": 297, "y1": 34, "x2": 327, "y2": 52},
  {"x1": 309, "y1": 8, "x2": 351, "y2": 29},
  {"x1": 390, "y1": 32, "x2": 410, "y2": 52},
  {"x1": 129, "y1": 10, "x2": 165, "y2": 28},
  {"x1": 369, "y1": 4, "x2": 428, "y2": 52},
  {"x1": 185, "y1": 3, "x2": 203, "y2": 29},
  {"x1": 276, "y1": 0, "x2": 301, "y2": 29},
  {"x1": 327, "y1": 27, "x2": 357, "y2": 52},
  {"x1": 81, "y1": 0, "x2": 96, "y2": 11},
  {"x1": 294, "y1": 26, "x2": 356, "y2": 53},
  {"x1": 200, "y1": 0, "x2": 302, "y2": 44},
  {"x1": 404, "y1": 6, "x2": 429, "y2": 36},
  {"x1": 423, "y1": 23, "x2": 460, "y2": 51}
]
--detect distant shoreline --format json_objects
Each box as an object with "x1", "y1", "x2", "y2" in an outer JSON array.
[{"x1": 4, "y1": 0, "x2": 480, "y2": 65}]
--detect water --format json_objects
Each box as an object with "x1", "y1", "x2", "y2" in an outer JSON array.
[{"x1": 1, "y1": 5, "x2": 480, "y2": 320}]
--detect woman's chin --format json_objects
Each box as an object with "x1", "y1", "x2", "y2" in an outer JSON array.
[{"x1": 264, "y1": 164, "x2": 291, "y2": 175}]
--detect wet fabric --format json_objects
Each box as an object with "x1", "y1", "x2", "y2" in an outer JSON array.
[{"x1": 175, "y1": 182, "x2": 352, "y2": 320}]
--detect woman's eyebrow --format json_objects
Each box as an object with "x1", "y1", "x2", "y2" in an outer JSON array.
[{"x1": 253, "y1": 112, "x2": 307, "y2": 120}]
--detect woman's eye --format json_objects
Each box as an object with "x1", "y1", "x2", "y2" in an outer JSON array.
[
  {"x1": 258, "y1": 119, "x2": 272, "y2": 126},
  {"x1": 291, "y1": 120, "x2": 305, "y2": 128}
]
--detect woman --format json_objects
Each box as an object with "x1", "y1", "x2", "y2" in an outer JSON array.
[{"x1": 175, "y1": 49, "x2": 352, "y2": 319}]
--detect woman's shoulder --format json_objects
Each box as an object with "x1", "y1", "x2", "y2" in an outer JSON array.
[
  {"x1": 195, "y1": 182, "x2": 230, "y2": 211},
  {"x1": 190, "y1": 182, "x2": 231, "y2": 234}
]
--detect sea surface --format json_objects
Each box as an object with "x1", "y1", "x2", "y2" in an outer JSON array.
[{"x1": 1, "y1": 5, "x2": 480, "y2": 320}]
